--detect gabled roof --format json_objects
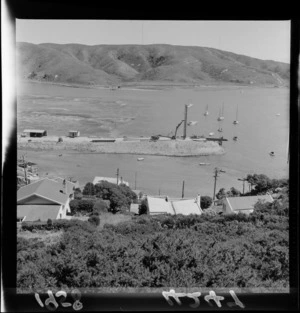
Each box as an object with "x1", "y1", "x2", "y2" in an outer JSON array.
[
  {"x1": 226, "y1": 195, "x2": 274, "y2": 212},
  {"x1": 130, "y1": 203, "x2": 139, "y2": 214},
  {"x1": 51, "y1": 177, "x2": 77, "y2": 194},
  {"x1": 172, "y1": 199, "x2": 203, "y2": 215},
  {"x1": 17, "y1": 178, "x2": 69, "y2": 205},
  {"x1": 147, "y1": 196, "x2": 175, "y2": 215},
  {"x1": 23, "y1": 129, "x2": 46, "y2": 133},
  {"x1": 17, "y1": 205, "x2": 61, "y2": 221}
]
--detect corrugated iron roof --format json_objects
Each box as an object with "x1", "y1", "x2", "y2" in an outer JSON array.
[
  {"x1": 147, "y1": 196, "x2": 175, "y2": 215},
  {"x1": 17, "y1": 178, "x2": 69, "y2": 205},
  {"x1": 51, "y1": 177, "x2": 77, "y2": 195},
  {"x1": 17, "y1": 205, "x2": 61, "y2": 221},
  {"x1": 130, "y1": 203, "x2": 139, "y2": 214},
  {"x1": 172, "y1": 199, "x2": 203, "y2": 215},
  {"x1": 23, "y1": 129, "x2": 46, "y2": 133},
  {"x1": 226, "y1": 195, "x2": 273, "y2": 212}
]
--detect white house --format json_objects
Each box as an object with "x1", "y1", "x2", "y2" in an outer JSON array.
[
  {"x1": 17, "y1": 178, "x2": 72, "y2": 222},
  {"x1": 146, "y1": 195, "x2": 203, "y2": 216},
  {"x1": 222, "y1": 194, "x2": 274, "y2": 215}
]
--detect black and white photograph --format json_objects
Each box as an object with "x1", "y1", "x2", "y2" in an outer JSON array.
[{"x1": 2, "y1": 3, "x2": 299, "y2": 310}]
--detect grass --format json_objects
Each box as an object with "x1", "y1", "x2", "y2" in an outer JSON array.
[
  {"x1": 18, "y1": 229, "x2": 63, "y2": 245},
  {"x1": 98, "y1": 212, "x2": 132, "y2": 230}
]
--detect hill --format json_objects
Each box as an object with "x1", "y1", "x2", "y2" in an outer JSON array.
[{"x1": 16, "y1": 42, "x2": 290, "y2": 87}]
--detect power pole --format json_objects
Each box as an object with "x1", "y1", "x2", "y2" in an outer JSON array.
[
  {"x1": 22, "y1": 155, "x2": 28, "y2": 185},
  {"x1": 135, "y1": 172, "x2": 137, "y2": 190},
  {"x1": 116, "y1": 168, "x2": 119, "y2": 185},
  {"x1": 238, "y1": 177, "x2": 247, "y2": 195},
  {"x1": 182, "y1": 180, "x2": 185, "y2": 199},
  {"x1": 213, "y1": 167, "x2": 226, "y2": 200},
  {"x1": 183, "y1": 104, "x2": 188, "y2": 139}
]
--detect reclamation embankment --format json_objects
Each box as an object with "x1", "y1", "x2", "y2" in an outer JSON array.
[{"x1": 17, "y1": 136, "x2": 225, "y2": 156}]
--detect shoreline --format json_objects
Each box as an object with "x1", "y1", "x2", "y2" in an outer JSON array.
[
  {"x1": 18, "y1": 78, "x2": 288, "y2": 91},
  {"x1": 18, "y1": 136, "x2": 225, "y2": 157}
]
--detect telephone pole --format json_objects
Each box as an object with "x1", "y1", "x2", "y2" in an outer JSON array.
[
  {"x1": 238, "y1": 177, "x2": 247, "y2": 195},
  {"x1": 116, "y1": 168, "x2": 119, "y2": 185},
  {"x1": 213, "y1": 167, "x2": 226, "y2": 200},
  {"x1": 22, "y1": 154, "x2": 28, "y2": 185},
  {"x1": 182, "y1": 180, "x2": 185, "y2": 199},
  {"x1": 134, "y1": 172, "x2": 137, "y2": 190},
  {"x1": 183, "y1": 103, "x2": 193, "y2": 139}
]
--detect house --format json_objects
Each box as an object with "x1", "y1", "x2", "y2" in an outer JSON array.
[
  {"x1": 68, "y1": 130, "x2": 80, "y2": 138},
  {"x1": 222, "y1": 194, "x2": 274, "y2": 215},
  {"x1": 17, "y1": 178, "x2": 72, "y2": 222},
  {"x1": 52, "y1": 177, "x2": 79, "y2": 198},
  {"x1": 146, "y1": 196, "x2": 174, "y2": 215},
  {"x1": 93, "y1": 176, "x2": 129, "y2": 187},
  {"x1": 146, "y1": 195, "x2": 203, "y2": 216},
  {"x1": 130, "y1": 203, "x2": 140, "y2": 215},
  {"x1": 171, "y1": 196, "x2": 203, "y2": 216},
  {"x1": 22, "y1": 129, "x2": 47, "y2": 137}
]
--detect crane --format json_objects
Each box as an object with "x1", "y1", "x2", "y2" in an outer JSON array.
[{"x1": 172, "y1": 120, "x2": 185, "y2": 139}]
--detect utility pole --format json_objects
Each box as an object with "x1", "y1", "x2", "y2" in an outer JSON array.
[
  {"x1": 213, "y1": 167, "x2": 226, "y2": 200},
  {"x1": 182, "y1": 180, "x2": 185, "y2": 199},
  {"x1": 238, "y1": 177, "x2": 247, "y2": 195},
  {"x1": 135, "y1": 172, "x2": 137, "y2": 190},
  {"x1": 22, "y1": 155, "x2": 28, "y2": 185},
  {"x1": 116, "y1": 168, "x2": 119, "y2": 185},
  {"x1": 159, "y1": 186, "x2": 161, "y2": 196},
  {"x1": 183, "y1": 103, "x2": 193, "y2": 139}
]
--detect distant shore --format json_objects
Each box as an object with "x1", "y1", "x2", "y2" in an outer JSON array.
[
  {"x1": 18, "y1": 136, "x2": 225, "y2": 157},
  {"x1": 18, "y1": 78, "x2": 288, "y2": 92}
]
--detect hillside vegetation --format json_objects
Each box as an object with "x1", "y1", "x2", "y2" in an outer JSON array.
[{"x1": 16, "y1": 42, "x2": 289, "y2": 87}]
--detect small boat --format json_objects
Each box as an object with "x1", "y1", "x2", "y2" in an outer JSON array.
[
  {"x1": 233, "y1": 136, "x2": 238, "y2": 141},
  {"x1": 269, "y1": 151, "x2": 275, "y2": 157},
  {"x1": 217, "y1": 103, "x2": 225, "y2": 121},
  {"x1": 137, "y1": 158, "x2": 145, "y2": 161},
  {"x1": 233, "y1": 103, "x2": 239, "y2": 124},
  {"x1": 209, "y1": 132, "x2": 214, "y2": 136},
  {"x1": 204, "y1": 104, "x2": 209, "y2": 116},
  {"x1": 188, "y1": 121, "x2": 198, "y2": 126},
  {"x1": 199, "y1": 162, "x2": 211, "y2": 166}
]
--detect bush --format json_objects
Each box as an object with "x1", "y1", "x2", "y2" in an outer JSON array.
[
  {"x1": 69, "y1": 199, "x2": 95, "y2": 215},
  {"x1": 88, "y1": 215, "x2": 100, "y2": 226},
  {"x1": 139, "y1": 199, "x2": 148, "y2": 215},
  {"x1": 92, "y1": 199, "x2": 109, "y2": 215},
  {"x1": 201, "y1": 196, "x2": 213, "y2": 209}
]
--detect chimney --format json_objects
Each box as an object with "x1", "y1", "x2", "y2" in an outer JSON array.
[
  {"x1": 196, "y1": 194, "x2": 201, "y2": 208},
  {"x1": 62, "y1": 179, "x2": 66, "y2": 194}
]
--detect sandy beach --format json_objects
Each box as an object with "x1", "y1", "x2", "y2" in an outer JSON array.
[{"x1": 18, "y1": 136, "x2": 225, "y2": 157}]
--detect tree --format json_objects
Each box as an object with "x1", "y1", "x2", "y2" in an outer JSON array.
[
  {"x1": 216, "y1": 188, "x2": 226, "y2": 200},
  {"x1": 83, "y1": 182, "x2": 95, "y2": 196},
  {"x1": 201, "y1": 196, "x2": 213, "y2": 209},
  {"x1": 74, "y1": 188, "x2": 83, "y2": 200},
  {"x1": 139, "y1": 199, "x2": 148, "y2": 215},
  {"x1": 227, "y1": 187, "x2": 241, "y2": 197}
]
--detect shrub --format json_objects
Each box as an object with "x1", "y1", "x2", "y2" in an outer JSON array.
[
  {"x1": 201, "y1": 196, "x2": 213, "y2": 209},
  {"x1": 139, "y1": 199, "x2": 148, "y2": 215},
  {"x1": 92, "y1": 199, "x2": 109, "y2": 215},
  {"x1": 88, "y1": 215, "x2": 100, "y2": 226},
  {"x1": 69, "y1": 199, "x2": 95, "y2": 215}
]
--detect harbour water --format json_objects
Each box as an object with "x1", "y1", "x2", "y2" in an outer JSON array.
[{"x1": 17, "y1": 82, "x2": 289, "y2": 198}]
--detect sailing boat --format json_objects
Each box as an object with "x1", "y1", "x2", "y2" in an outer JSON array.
[
  {"x1": 204, "y1": 104, "x2": 209, "y2": 116},
  {"x1": 217, "y1": 103, "x2": 224, "y2": 121},
  {"x1": 233, "y1": 103, "x2": 239, "y2": 124}
]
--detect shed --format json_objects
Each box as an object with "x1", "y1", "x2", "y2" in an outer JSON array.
[
  {"x1": 223, "y1": 194, "x2": 274, "y2": 215},
  {"x1": 68, "y1": 130, "x2": 80, "y2": 138},
  {"x1": 23, "y1": 129, "x2": 47, "y2": 137}
]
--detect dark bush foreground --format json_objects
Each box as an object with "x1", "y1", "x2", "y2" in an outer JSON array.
[{"x1": 18, "y1": 199, "x2": 289, "y2": 291}]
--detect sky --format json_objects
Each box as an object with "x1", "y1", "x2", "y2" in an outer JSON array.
[{"x1": 16, "y1": 20, "x2": 291, "y2": 63}]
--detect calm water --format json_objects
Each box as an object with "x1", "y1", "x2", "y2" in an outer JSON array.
[{"x1": 17, "y1": 82, "x2": 289, "y2": 197}]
